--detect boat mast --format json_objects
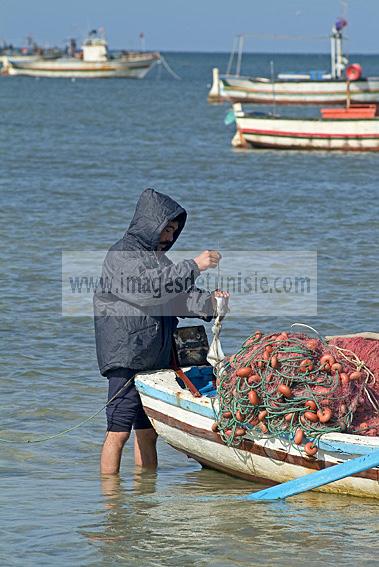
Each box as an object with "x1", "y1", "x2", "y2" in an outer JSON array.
[
  {"x1": 270, "y1": 60, "x2": 276, "y2": 115},
  {"x1": 226, "y1": 36, "x2": 238, "y2": 75},
  {"x1": 330, "y1": 31, "x2": 336, "y2": 78},
  {"x1": 330, "y1": 18, "x2": 348, "y2": 79},
  {"x1": 236, "y1": 34, "x2": 244, "y2": 77}
]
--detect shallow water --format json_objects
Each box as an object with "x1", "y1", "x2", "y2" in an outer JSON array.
[{"x1": 0, "y1": 52, "x2": 378, "y2": 565}]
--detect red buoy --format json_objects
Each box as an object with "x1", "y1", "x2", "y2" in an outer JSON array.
[{"x1": 346, "y1": 63, "x2": 362, "y2": 81}]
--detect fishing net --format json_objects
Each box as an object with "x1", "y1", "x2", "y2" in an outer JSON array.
[
  {"x1": 214, "y1": 331, "x2": 378, "y2": 455},
  {"x1": 328, "y1": 335, "x2": 379, "y2": 434}
]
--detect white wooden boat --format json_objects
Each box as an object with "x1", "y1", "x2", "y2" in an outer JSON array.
[
  {"x1": 209, "y1": 72, "x2": 379, "y2": 106},
  {"x1": 232, "y1": 103, "x2": 379, "y2": 151},
  {"x1": 2, "y1": 32, "x2": 159, "y2": 79},
  {"x1": 208, "y1": 20, "x2": 379, "y2": 105},
  {"x1": 135, "y1": 367, "x2": 379, "y2": 499}
]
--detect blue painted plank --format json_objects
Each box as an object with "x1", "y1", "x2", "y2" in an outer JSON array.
[
  {"x1": 246, "y1": 449, "x2": 379, "y2": 501},
  {"x1": 316, "y1": 438, "x2": 376, "y2": 456}
]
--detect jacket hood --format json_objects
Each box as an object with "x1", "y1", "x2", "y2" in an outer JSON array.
[{"x1": 125, "y1": 188, "x2": 187, "y2": 251}]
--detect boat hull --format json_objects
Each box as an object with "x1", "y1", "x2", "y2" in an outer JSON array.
[
  {"x1": 209, "y1": 75, "x2": 379, "y2": 105},
  {"x1": 233, "y1": 109, "x2": 379, "y2": 151},
  {"x1": 135, "y1": 370, "x2": 379, "y2": 499},
  {"x1": 0, "y1": 54, "x2": 41, "y2": 66},
  {"x1": 2, "y1": 54, "x2": 159, "y2": 79}
]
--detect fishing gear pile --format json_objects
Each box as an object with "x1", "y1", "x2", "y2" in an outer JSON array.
[{"x1": 213, "y1": 331, "x2": 378, "y2": 456}]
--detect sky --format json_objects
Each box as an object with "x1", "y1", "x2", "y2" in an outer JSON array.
[{"x1": 0, "y1": 0, "x2": 378, "y2": 53}]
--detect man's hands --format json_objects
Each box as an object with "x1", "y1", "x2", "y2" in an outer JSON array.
[
  {"x1": 193, "y1": 251, "x2": 230, "y2": 315},
  {"x1": 194, "y1": 250, "x2": 221, "y2": 272},
  {"x1": 213, "y1": 289, "x2": 229, "y2": 299},
  {"x1": 211, "y1": 289, "x2": 230, "y2": 313}
]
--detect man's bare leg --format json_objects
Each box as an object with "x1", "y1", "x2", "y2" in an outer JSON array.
[
  {"x1": 134, "y1": 428, "x2": 158, "y2": 468},
  {"x1": 100, "y1": 431, "x2": 130, "y2": 474}
]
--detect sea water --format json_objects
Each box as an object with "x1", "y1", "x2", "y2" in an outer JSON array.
[{"x1": 0, "y1": 53, "x2": 378, "y2": 566}]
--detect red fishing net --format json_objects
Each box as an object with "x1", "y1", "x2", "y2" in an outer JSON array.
[
  {"x1": 328, "y1": 336, "x2": 379, "y2": 433},
  {"x1": 215, "y1": 331, "x2": 378, "y2": 455}
]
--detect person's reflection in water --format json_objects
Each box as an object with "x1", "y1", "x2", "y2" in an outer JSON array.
[
  {"x1": 101, "y1": 467, "x2": 158, "y2": 506},
  {"x1": 85, "y1": 467, "x2": 159, "y2": 553},
  {"x1": 101, "y1": 473, "x2": 123, "y2": 511},
  {"x1": 132, "y1": 467, "x2": 158, "y2": 496}
]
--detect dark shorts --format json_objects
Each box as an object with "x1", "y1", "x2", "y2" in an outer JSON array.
[{"x1": 105, "y1": 368, "x2": 153, "y2": 433}]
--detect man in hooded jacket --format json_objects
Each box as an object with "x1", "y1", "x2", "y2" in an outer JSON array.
[{"x1": 94, "y1": 188, "x2": 225, "y2": 474}]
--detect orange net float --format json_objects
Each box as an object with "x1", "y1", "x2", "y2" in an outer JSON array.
[
  {"x1": 317, "y1": 408, "x2": 333, "y2": 423},
  {"x1": 294, "y1": 428, "x2": 304, "y2": 445},
  {"x1": 303, "y1": 411, "x2": 319, "y2": 423},
  {"x1": 277, "y1": 384, "x2": 292, "y2": 398},
  {"x1": 304, "y1": 442, "x2": 318, "y2": 457},
  {"x1": 236, "y1": 367, "x2": 253, "y2": 378}
]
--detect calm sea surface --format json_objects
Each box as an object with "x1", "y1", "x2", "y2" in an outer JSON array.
[{"x1": 0, "y1": 53, "x2": 378, "y2": 566}]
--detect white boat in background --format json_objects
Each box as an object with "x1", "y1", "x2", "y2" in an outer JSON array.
[
  {"x1": 135, "y1": 365, "x2": 379, "y2": 499},
  {"x1": 1, "y1": 53, "x2": 47, "y2": 67},
  {"x1": 2, "y1": 30, "x2": 160, "y2": 79},
  {"x1": 209, "y1": 71, "x2": 379, "y2": 106},
  {"x1": 231, "y1": 103, "x2": 379, "y2": 151},
  {"x1": 208, "y1": 19, "x2": 379, "y2": 105},
  {"x1": 0, "y1": 39, "x2": 62, "y2": 68}
]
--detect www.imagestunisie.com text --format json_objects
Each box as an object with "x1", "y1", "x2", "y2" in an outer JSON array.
[{"x1": 68, "y1": 272, "x2": 312, "y2": 298}]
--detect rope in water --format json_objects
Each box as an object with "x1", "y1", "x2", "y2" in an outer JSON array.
[
  {"x1": 0, "y1": 377, "x2": 134, "y2": 445},
  {"x1": 159, "y1": 55, "x2": 182, "y2": 80},
  {"x1": 213, "y1": 330, "x2": 372, "y2": 454}
]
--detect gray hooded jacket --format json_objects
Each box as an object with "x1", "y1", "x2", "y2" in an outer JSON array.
[{"x1": 94, "y1": 188, "x2": 213, "y2": 376}]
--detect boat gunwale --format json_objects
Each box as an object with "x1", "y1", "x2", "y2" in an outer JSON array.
[
  {"x1": 236, "y1": 113, "x2": 379, "y2": 123},
  {"x1": 222, "y1": 74, "x2": 379, "y2": 85}
]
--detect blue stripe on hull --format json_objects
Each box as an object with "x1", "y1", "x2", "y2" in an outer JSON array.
[{"x1": 135, "y1": 379, "x2": 217, "y2": 420}]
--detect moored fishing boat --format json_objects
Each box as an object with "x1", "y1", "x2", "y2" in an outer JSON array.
[
  {"x1": 2, "y1": 30, "x2": 160, "y2": 79},
  {"x1": 0, "y1": 52, "x2": 56, "y2": 67},
  {"x1": 0, "y1": 38, "x2": 62, "y2": 69},
  {"x1": 231, "y1": 102, "x2": 379, "y2": 151},
  {"x1": 209, "y1": 71, "x2": 379, "y2": 106},
  {"x1": 208, "y1": 19, "x2": 379, "y2": 105},
  {"x1": 135, "y1": 331, "x2": 379, "y2": 499}
]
